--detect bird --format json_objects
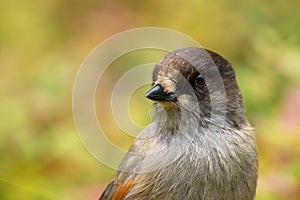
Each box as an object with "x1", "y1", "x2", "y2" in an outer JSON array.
[{"x1": 99, "y1": 47, "x2": 258, "y2": 200}]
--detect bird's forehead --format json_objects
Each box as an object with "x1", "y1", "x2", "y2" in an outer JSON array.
[{"x1": 154, "y1": 53, "x2": 196, "y2": 80}]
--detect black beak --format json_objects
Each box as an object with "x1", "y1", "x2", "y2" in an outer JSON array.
[{"x1": 146, "y1": 85, "x2": 177, "y2": 101}]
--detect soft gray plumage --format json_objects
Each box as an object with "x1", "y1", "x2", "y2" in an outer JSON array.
[{"x1": 100, "y1": 47, "x2": 258, "y2": 200}]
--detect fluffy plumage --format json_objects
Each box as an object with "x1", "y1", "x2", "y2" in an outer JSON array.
[{"x1": 99, "y1": 47, "x2": 258, "y2": 200}]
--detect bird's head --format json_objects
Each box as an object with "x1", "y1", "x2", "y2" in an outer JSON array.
[{"x1": 146, "y1": 47, "x2": 247, "y2": 128}]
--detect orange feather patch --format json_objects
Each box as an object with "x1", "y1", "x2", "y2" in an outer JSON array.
[{"x1": 112, "y1": 181, "x2": 136, "y2": 200}]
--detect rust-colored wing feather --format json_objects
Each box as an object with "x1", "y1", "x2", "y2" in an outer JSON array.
[{"x1": 99, "y1": 180, "x2": 136, "y2": 200}]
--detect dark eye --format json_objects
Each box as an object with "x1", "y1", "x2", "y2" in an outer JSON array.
[{"x1": 196, "y1": 74, "x2": 205, "y2": 84}]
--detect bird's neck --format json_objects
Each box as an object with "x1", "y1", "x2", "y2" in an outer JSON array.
[
  {"x1": 155, "y1": 102, "x2": 182, "y2": 133},
  {"x1": 154, "y1": 101, "x2": 248, "y2": 134}
]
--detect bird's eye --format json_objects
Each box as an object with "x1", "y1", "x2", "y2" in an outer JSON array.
[{"x1": 196, "y1": 74, "x2": 205, "y2": 84}]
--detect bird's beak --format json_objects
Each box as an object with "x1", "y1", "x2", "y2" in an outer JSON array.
[{"x1": 146, "y1": 84, "x2": 177, "y2": 102}]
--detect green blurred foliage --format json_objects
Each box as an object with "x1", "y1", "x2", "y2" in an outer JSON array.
[{"x1": 0, "y1": 0, "x2": 300, "y2": 199}]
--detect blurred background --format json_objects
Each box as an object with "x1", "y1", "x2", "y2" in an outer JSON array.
[{"x1": 1, "y1": 0, "x2": 300, "y2": 199}]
